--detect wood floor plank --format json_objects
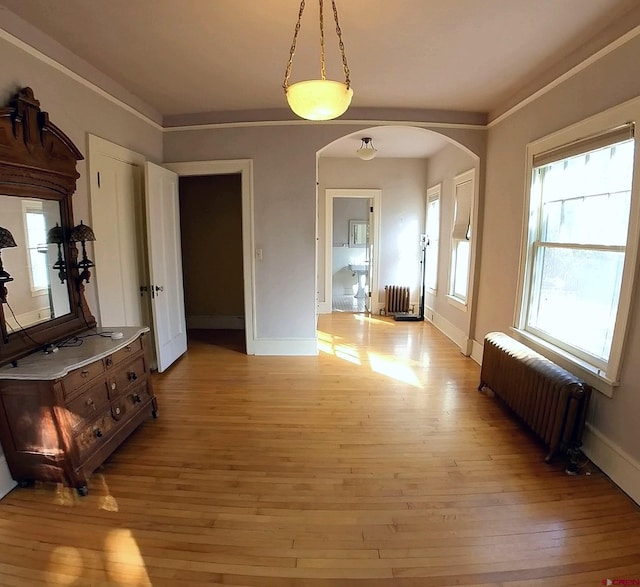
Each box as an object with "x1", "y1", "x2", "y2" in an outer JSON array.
[{"x1": 0, "y1": 314, "x2": 638, "y2": 585}]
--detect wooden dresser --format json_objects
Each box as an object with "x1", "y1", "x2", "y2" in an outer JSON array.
[{"x1": 0, "y1": 327, "x2": 157, "y2": 495}]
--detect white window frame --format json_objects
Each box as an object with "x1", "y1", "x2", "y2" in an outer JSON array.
[
  {"x1": 514, "y1": 100, "x2": 640, "y2": 396},
  {"x1": 21, "y1": 200, "x2": 48, "y2": 296},
  {"x1": 448, "y1": 169, "x2": 475, "y2": 309},
  {"x1": 425, "y1": 184, "x2": 441, "y2": 293}
]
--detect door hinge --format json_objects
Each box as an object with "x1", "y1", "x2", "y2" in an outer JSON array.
[
  {"x1": 97, "y1": 171, "x2": 101, "y2": 188},
  {"x1": 370, "y1": 206, "x2": 373, "y2": 213}
]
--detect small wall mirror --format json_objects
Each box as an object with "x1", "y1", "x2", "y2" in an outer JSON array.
[{"x1": 349, "y1": 220, "x2": 369, "y2": 248}]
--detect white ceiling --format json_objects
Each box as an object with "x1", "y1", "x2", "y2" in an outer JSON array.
[{"x1": 2, "y1": 0, "x2": 638, "y2": 157}]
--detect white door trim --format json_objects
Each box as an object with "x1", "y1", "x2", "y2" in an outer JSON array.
[
  {"x1": 164, "y1": 160, "x2": 256, "y2": 355},
  {"x1": 322, "y1": 189, "x2": 382, "y2": 314}
]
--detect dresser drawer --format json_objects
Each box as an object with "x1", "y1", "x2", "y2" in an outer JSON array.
[
  {"x1": 110, "y1": 357, "x2": 146, "y2": 398},
  {"x1": 109, "y1": 338, "x2": 143, "y2": 367},
  {"x1": 65, "y1": 381, "x2": 110, "y2": 429},
  {"x1": 124, "y1": 381, "x2": 153, "y2": 411},
  {"x1": 75, "y1": 414, "x2": 116, "y2": 459},
  {"x1": 63, "y1": 359, "x2": 105, "y2": 397}
]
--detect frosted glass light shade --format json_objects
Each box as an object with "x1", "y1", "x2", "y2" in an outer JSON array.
[
  {"x1": 357, "y1": 146, "x2": 377, "y2": 160},
  {"x1": 286, "y1": 79, "x2": 353, "y2": 121}
]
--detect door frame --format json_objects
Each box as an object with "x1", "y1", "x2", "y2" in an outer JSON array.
[
  {"x1": 321, "y1": 188, "x2": 382, "y2": 314},
  {"x1": 164, "y1": 160, "x2": 256, "y2": 355}
]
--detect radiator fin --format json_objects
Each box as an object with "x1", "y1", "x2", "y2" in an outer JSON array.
[
  {"x1": 384, "y1": 285, "x2": 410, "y2": 314},
  {"x1": 479, "y1": 332, "x2": 591, "y2": 462}
]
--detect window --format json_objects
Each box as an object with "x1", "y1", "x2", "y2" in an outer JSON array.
[
  {"x1": 425, "y1": 184, "x2": 441, "y2": 291},
  {"x1": 449, "y1": 169, "x2": 475, "y2": 305},
  {"x1": 518, "y1": 123, "x2": 636, "y2": 385},
  {"x1": 22, "y1": 200, "x2": 48, "y2": 293}
]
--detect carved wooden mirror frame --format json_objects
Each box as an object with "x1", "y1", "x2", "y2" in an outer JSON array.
[{"x1": 0, "y1": 87, "x2": 95, "y2": 366}]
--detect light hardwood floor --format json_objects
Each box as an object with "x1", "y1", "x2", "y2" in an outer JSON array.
[{"x1": 0, "y1": 313, "x2": 639, "y2": 586}]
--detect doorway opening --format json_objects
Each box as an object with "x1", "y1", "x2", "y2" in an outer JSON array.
[
  {"x1": 179, "y1": 173, "x2": 246, "y2": 352},
  {"x1": 324, "y1": 189, "x2": 382, "y2": 315}
]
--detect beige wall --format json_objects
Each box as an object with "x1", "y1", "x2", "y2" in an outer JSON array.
[
  {"x1": 478, "y1": 33, "x2": 640, "y2": 463},
  {"x1": 179, "y1": 174, "x2": 244, "y2": 321},
  {"x1": 165, "y1": 125, "x2": 485, "y2": 340},
  {"x1": 424, "y1": 143, "x2": 479, "y2": 333}
]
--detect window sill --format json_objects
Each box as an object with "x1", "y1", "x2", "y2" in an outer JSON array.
[
  {"x1": 446, "y1": 295, "x2": 467, "y2": 311},
  {"x1": 510, "y1": 328, "x2": 617, "y2": 398}
]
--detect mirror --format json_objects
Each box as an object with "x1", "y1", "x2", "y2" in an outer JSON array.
[
  {"x1": 0, "y1": 195, "x2": 71, "y2": 332},
  {"x1": 0, "y1": 87, "x2": 95, "y2": 366},
  {"x1": 349, "y1": 220, "x2": 369, "y2": 247}
]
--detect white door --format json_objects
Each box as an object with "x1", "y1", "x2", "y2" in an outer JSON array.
[
  {"x1": 90, "y1": 151, "x2": 147, "y2": 327},
  {"x1": 144, "y1": 162, "x2": 187, "y2": 372}
]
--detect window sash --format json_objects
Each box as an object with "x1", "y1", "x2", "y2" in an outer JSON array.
[
  {"x1": 450, "y1": 239, "x2": 470, "y2": 301},
  {"x1": 519, "y1": 121, "x2": 637, "y2": 385},
  {"x1": 425, "y1": 193, "x2": 440, "y2": 291},
  {"x1": 525, "y1": 242, "x2": 624, "y2": 368}
]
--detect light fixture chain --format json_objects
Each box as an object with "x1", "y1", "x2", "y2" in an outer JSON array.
[
  {"x1": 283, "y1": 0, "x2": 306, "y2": 92},
  {"x1": 319, "y1": 0, "x2": 326, "y2": 81},
  {"x1": 331, "y1": 0, "x2": 351, "y2": 88}
]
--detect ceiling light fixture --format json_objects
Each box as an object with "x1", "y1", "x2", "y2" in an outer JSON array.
[
  {"x1": 356, "y1": 137, "x2": 377, "y2": 160},
  {"x1": 283, "y1": 0, "x2": 353, "y2": 121}
]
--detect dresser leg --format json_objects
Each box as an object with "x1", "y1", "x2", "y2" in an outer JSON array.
[
  {"x1": 18, "y1": 479, "x2": 33, "y2": 488},
  {"x1": 152, "y1": 396, "x2": 159, "y2": 419},
  {"x1": 77, "y1": 485, "x2": 89, "y2": 496}
]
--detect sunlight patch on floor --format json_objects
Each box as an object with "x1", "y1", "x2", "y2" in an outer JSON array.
[
  {"x1": 319, "y1": 328, "x2": 424, "y2": 385},
  {"x1": 334, "y1": 344, "x2": 362, "y2": 365},
  {"x1": 47, "y1": 546, "x2": 84, "y2": 585},
  {"x1": 104, "y1": 529, "x2": 152, "y2": 585},
  {"x1": 353, "y1": 314, "x2": 394, "y2": 326},
  {"x1": 367, "y1": 351, "x2": 423, "y2": 388}
]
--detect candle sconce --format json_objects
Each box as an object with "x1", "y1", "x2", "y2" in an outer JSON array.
[{"x1": 70, "y1": 220, "x2": 96, "y2": 287}]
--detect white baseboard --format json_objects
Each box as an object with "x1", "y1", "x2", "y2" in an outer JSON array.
[
  {"x1": 252, "y1": 338, "x2": 318, "y2": 356},
  {"x1": 430, "y1": 310, "x2": 471, "y2": 355},
  {"x1": 582, "y1": 423, "x2": 640, "y2": 506},
  {"x1": 188, "y1": 315, "x2": 245, "y2": 330},
  {"x1": 318, "y1": 301, "x2": 331, "y2": 314},
  {"x1": 0, "y1": 455, "x2": 16, "y2": 500},
  {"x1": 471, "y1": 339, "x2": 484, "y2": 365}
]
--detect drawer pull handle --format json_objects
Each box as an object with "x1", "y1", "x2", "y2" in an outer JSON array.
[
  {"x1": 81, "y1": 370, "x2": 89, "y2": 378},
  {"x1": 106, "y1": 357, "x2": 113, "y2": 367},
  {"x1": 132, "y1": 393, "x2": 142, "y2": 404},
  {"x1": 94, "y1": 428, "x2": 103, "y2": 438},
  {"x1": 86, "y1": 398, "x2": 95, "y2": 409},
  {"x1": 125, "y1": 345, "x2": 132, "y2": 352},
  {"x1": 128, "y1": 372, "x2": 138, "y2": 382},
  {"x1": 114, "y1": 406, "x2": 121, "y2": 415},
  {"x1": 111, "y1": 382, "x2": 117, "y2": 390}
]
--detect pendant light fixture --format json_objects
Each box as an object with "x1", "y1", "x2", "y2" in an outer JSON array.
[
  {"x1": 283, "y1": 0, "x2": 353, "y2": 121},
  {"x1": 356, "y1": 137, "x2": 377, "y2": 160}
]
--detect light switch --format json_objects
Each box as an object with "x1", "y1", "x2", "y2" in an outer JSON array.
[{"x1": 255, "y1": 248, "x2": 263, "y2": 260}]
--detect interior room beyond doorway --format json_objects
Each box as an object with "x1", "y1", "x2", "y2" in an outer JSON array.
[{"x1": 178, "y1": 173, "x2": 246, "y2": 352}]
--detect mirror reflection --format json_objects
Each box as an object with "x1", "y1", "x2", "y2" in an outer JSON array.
[
  {"x1": 349, "y1": 220, "x2": 369, "y2": 247},
  {"x1": 0, "y1": 194, "x2": 71, "y2": 332}
]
